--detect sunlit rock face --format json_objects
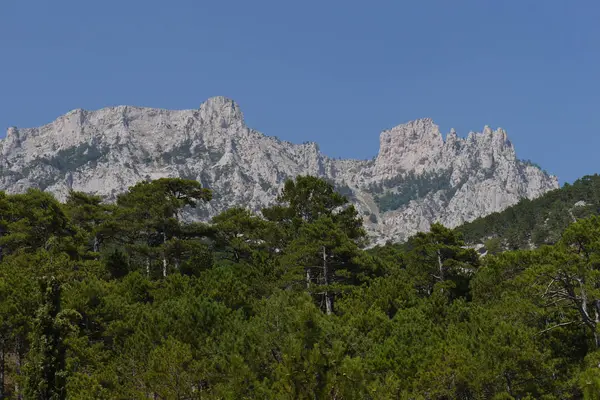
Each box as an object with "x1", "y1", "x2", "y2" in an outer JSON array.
[{"x1": 0, "y1": 96, "x2": 558, "y2": 244}]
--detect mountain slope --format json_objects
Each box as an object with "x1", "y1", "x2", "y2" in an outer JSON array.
[
  {"x1": 0, "y1": 96, "x2": 558, "y2": 244},
  {"x1": 456, "y1": 174, "x2": 600, "y2": 250}
]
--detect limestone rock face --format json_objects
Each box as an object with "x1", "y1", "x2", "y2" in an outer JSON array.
[
  {"x1": 0, "y1": 97, "x2": 558, "y2": 244},
  {"x1": 374, "y1": 118, "x2": 443, "y2": 178}
]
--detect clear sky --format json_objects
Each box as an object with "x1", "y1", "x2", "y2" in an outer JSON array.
[{"x1": 1, "y1": 0, "x2": 598, "y2": 183}]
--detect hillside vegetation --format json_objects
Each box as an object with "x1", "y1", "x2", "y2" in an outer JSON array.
[
  {"x1": 1, "y1": 176, "x2": 600, "y2": 398},
  {"x1": 457, "y1": 174, "x2": 600, "y2": 251}
]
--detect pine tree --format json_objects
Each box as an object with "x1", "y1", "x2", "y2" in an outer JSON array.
[
  {"x1": 283, "y1": 217, "x2": 372, "y2": 314},
  {"x1": 64, "y1": 191, "x2": 115, "y2": 255},
  {"x1": 116, "y1": 178, "x2": 212, "y2": 277},
  {"x1": 406, "y1": 223, "x2": 479, "y2": 298},
  {"x1": 24, "y1": 276, "x2": 78, "y2": 400},
  {"x1": 262, "y1": 175, "x2": 366, "y2": 243}
]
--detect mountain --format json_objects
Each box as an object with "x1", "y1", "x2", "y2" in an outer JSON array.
[
  {"x1": 456, "y1": 174, "x2": 600, "y2": 251},
  {"x1": 0, "y1": 96, "x2": 558, "y2": 244}
]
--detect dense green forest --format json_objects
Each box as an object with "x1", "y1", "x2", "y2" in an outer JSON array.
[
  {"x1": 2, "y1": 175, "x2": 600, "y2": 398},
  {"x1": 457, "y1": 174, "x2": 600, "y2": 251}
]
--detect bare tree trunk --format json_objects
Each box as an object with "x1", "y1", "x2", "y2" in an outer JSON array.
[
  {"x1": 306, "y1": 268, "x2": 311, "y2": 289},
  {"x1": 576, "y1": 278, "x2": 599, "y2": 347},
  {"x1": 436, "y1": 249, "x2": 445, "y2": 294},
  {"x1": 567, "y1": 277, "x2": 600, "y2": 348},
  {"x1": 146, "y1": 257, "x2": 150, "y2": 279},
  {"x1": 569, "y1": 209, "x2": 577, "y2": 223},
  {"x1": 162, "y1": 232, "x2": 168, "y2": 277},
  {"x1": 323, "y1": 246, "x2": 333, "y2": 315},
  {"x1": 593, "y1": 300, "x2": 600, "y2": 348},
  {"x1": 580, "y1": 278, "x2": 588, "y2": 318},
  {"x1": 93, "y1": 234, "x2": 99, "y2": 253},
  {"x1": 437, "y1": 249, "x2": 444, "y2": 282}
]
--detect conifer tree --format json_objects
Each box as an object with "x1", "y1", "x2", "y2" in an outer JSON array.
[
  {"x1": 116, "y1": 178, "x2": 212, "y2": 277},
  {"x1": 24, "y1": 277, "x2": 78, "y2": 400}
]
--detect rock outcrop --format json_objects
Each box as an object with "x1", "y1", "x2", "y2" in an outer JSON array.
[{"x1": 0, "y1": 96, "x2": 558, "y2": 244}]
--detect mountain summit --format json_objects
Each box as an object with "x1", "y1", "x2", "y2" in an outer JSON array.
[{"x1": 0, "y1": 97, "x2": 558, "y2": 244}]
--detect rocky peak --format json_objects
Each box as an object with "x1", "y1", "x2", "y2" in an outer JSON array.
[
  {"x1": 0, "y1": 98, "x2": 559, "y2": 245},
  {"x1": 199, "y1": 96, "x2": 244, "y2": 129},
  {"x1": 374, "y1": 118, "x2": 444, "y2": 178}
]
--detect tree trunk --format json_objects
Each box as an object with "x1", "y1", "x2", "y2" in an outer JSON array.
[
  {"x1": 436, "y1": 249, "x2": 444, "y2": 283},
  {"x1": 146, "y1": 257, "x2": 150, "y2": 279},
  {"x1": 594, "y1": 300, "x2": 600, "y2": 348},
  {"x1": 306, "y1": 268, "x2": 311, "y2": 289},
  {"x1": 323, "y1": 246, "x2": 333, "y2": 315},
  {"x1": 93, "y1": 234, "x2": 99, "y2": 253},
  {"x1": 594, "y1": 330, "x2": 600, "y2": 349},
  {"x1": 162, "y1": 232, "x2": 168, "y2": 277}
]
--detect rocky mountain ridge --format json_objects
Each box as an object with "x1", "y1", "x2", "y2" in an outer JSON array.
[{"x1": 0, "y1": 96, "x2": 558, "y2": 244}]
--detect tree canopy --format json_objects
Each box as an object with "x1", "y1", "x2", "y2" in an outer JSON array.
[{"x1": 0, "y1": 175, "x2": 598, "y2": 398}]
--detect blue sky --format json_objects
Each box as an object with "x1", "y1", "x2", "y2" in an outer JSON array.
[{"x1": 1, "y1": 0, "x2": 598, "y2": 183}]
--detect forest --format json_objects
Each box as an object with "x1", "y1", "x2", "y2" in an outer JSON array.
[
  {"x1": 2, "y1": 175, "x2": 600, "y2": 399},
  {"x1": 457, "y1": 174, "x2": 600, "y2": 251}
]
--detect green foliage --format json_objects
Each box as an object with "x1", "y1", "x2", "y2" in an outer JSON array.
[
  {"x1": 282, "y1": 216, "x2": 374, "y2": 314},
  {"x1": 2, "y1": 174, "x2": 600, "y2": 398},
  {"x1": 143, "y1": 337, "x2": 201, "y2": 399},
  {"x1": 116, "y1": 177, "x2": 212, "y2": 277},
  {"x1": 457, "y1": 174, "x2": 600, "y2": 249},
  {"x1": 263, "y1": 175, "x2": 366, "y2": 243},
  {"x1": 484, "y1": 237, "x2": 503, "y2": 255},
  {"x1": 373, "y1": 171, "x2": 455, "y2": 212},
  {"x1": 64, "y1": 191, "x2": 115, "y2": 256},
  {"x1": 0, "y1": 189, "x2": 73, "y2": 255},
  {"x1": 405, "y1": 223, "x2": 479, "y2": 300},
  {"x1": 24, "y1": 276, "x2": 79, "y2": 400}
]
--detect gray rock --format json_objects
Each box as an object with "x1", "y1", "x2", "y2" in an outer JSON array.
[{"x1": 0, "y1": 96, "x2": 558, "y2": 244}]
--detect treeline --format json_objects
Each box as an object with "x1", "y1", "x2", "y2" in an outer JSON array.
[
  {"x1": 1, "y1": 176, "x2": 600, "y2": 398},
  {"x1": 457, "y1": 174, "x2": 600, "y2": 251}
]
